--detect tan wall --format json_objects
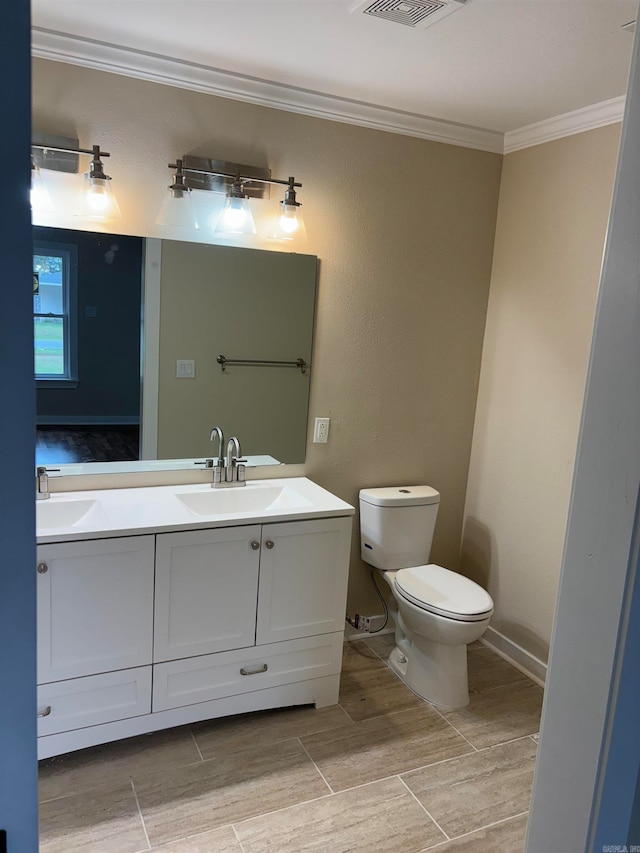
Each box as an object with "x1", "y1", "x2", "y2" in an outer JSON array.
[
  {"x1": 157, "y1": 241, "x2": 317, "y2": 463},
  {"x1": 32, "y1": 58, "x2": 502, "y2": 613},
  {"x1": 461, "y1": 125, "x2": 621, "y2": 663}
]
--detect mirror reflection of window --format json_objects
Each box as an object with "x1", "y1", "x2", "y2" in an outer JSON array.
[
  {"x1": 32, "y1": 226, "x2": 317, "y2": 471},
  {"x1": 33, "y1": 245, "x2": 76, "y2": 380}
]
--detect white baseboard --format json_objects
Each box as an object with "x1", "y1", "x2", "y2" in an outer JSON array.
[
  {"x1": 36, "y1": 415, "x2": 140, "y2": 426},
  {"x1": 481, "y1": 626, "x2": 547, "y2": 687},
  {"x1": 344, "y1": 618, "x2": 548, "y2": 688},
  {"x1": 344, "y1": 615, "x2": 394, "y2": 642}
]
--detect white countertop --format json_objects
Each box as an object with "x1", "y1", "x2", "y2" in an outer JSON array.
[{"x1": 36, "y1": 477, "x2": 355, "y2": 544}]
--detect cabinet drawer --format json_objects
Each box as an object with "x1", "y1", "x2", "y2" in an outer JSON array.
[
  {"x1": 37, "y1": 667, "x2": 152, "y2": 737},
  {"x1": 153, "y1": 633, "x2": 343, "y2": 712}
]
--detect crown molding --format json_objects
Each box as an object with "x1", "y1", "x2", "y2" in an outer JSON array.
[
  {"x1": 31, "y1": 27, "x2": 626, "y2": 156},
  {"x1": 31, "y1": 27, "x2": 504, "y2": 154},
  {"x1": 504, "y1": 96, "x2": 626, "y2": 154}
]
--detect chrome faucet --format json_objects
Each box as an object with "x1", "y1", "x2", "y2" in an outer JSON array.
[
  {"x1": 35, "y1": 466, "x2": 60, "y2": 501},
  {"x1": 222, "y1": 436, "x2": 247, "y2": 487},
  {"x1": 209, "y1": 426, "x2": 225, "y2": 486}
]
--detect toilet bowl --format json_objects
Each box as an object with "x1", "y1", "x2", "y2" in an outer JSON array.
[{"x1": 359, "y1": 486, "x2": 494, "y2": 709}]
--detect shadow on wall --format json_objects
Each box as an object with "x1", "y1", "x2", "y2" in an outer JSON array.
[
  {"x1": 460, "y1": 516, "x2": 549, "y2": 664},
  {"x1": 495, "y1": 620, "x2": 550, "y2": 666},
  {"x1": 459, "y1": 516, "x2": 494, "y2": 590}
]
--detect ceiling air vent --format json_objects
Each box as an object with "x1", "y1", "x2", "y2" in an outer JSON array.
[{"x1": 352, "y1": 0, "x2": 468, "y2": 30}]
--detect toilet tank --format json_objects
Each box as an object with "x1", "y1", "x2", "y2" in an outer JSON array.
[{"x1": 359, "y1": 485, "x2": 440, "y2": 570}]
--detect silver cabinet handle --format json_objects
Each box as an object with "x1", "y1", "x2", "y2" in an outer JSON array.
[
  {"x1": 240, "y1": 663, "x2": 268, "y2": 676},
  {"x1": 37, "y1": 562, "x2": 48, "y2": 574},
  {"x1": 265, "y1": 540, "x2": 274, "y2": 549},
  {"x1": 250, "y1": 541, "x2": 260, "y2": 550},
  {"x1": 37, "y1": 706, "x2": 52, "y2": 718}
]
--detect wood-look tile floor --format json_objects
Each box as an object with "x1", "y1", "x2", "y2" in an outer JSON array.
[{"x1": 39, "y1": 638, "x2": 543, "y2": 852}]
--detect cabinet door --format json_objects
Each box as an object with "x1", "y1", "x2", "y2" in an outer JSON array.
[
  {"x1": 37, "y1": 536, "x2": 155, "y2": 684},
  {"x1": 256, "y1": 517, "x2": 352, "y2": 644},
  {"x1": 154, "y1": 525, "x2": 261, "y2": 662}
]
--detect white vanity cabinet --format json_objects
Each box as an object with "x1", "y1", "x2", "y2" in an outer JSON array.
[
  {"x1": 36, "y1": 536, "x2": 155, "y2": 740},
  {"x1": 36, "y1": 499, "x2": 353, "y2": 760},
  {"x1": 153, "y1": 525, "x2": 262, "y2": 662},
  {"x1": 256, "y1": 518, "x2": 352, "y2": 644},
  {"x1": 37, "y1": 536, "x2": 155, "y2": 683},
  {"x1": 152, "y1": 517, "x2": 351, "y2": 714}
]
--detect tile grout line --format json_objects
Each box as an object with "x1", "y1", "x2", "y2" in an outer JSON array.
[
  {"x1": 394, "y1": 731, "x2": 536, "y2": 785},
  {"x1": 428, "y1": 703, "x2": 479, "y2": 752},
  {"x1": 224, "y1": 772, "x2": 470, "y2": 838},
  {"x1": 232, "y1": 823, "x2": 249, "y2": 853},
  {"x1": 417, "y1": 809, "x2": 531, "y2": 851},
  {"x1": 190, "y1": 729, "x2": 205, "y2": 762},
  {"x1": 467, "y1": 678, "x2": 533, "y2": 699},
  {"x1": 337, "y1": 701, "x2": 358, "y2": 724},
  {"x1": 297, "y1": 737, "x2": 335, "y2": 794},
  {"x1": 397, "y1": 775, "x2": 450, "y2": 842},
  {"x1": 364, "y1": 644, "x2": 393, "y2": 665},
  {"x1": 472, "y1": 732, "x2": 540, "y2": 752},
  {"x1": 130, "y1": 779, "x2": 152, "y2": 851},
  {"x1": 226, "y1": 786, "x2": 338, "y2": 829}
]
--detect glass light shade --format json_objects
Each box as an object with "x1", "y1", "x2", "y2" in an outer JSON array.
[
  {"x1": 214, "y1": 196, "x2": 256, "y2": 235},
  {"x1": 30, "y1": 166, "x2": 54, "y2": 215},
  {"x1": 268, "y1": 202, "x2": 307, "y2": 242},
  {"x1": 75, "y1": 174, "x2": 122, "y2": 222},
  {"x1": 155, "y1": 188, "x2": 199, "y2": 229}
]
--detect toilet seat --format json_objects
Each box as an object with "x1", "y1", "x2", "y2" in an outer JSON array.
[{"x1": 394, "y1": 564, "x2": 493, "y2": 622}]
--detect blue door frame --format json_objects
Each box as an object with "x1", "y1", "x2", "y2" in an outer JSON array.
[
  {"x1": 0, "y1": 0, "x2": 39, "y2": 850},
  {"x1": 592, "y1": 497, "x2": 640, "y2": 849}
]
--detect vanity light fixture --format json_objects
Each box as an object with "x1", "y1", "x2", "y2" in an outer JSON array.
[
  {"x1": 155, "y1": 159, "x2": 199, "y2": 230},
  {"x1": 30, "y1": 158, "x2": 54, "y2": 215},
  {"x1": 74, "y1": 145, "x2": 121, "y2": 222},
  {"x1": 161, "y1": 157, "x2": 305, "y2": 241},
  {"x1": 31, "y1": 134, "x2": 121, "y2": 222},
  {"x1": 268, "y1": 176, "x2": 306, "y2": 242},
  {"x1": 214, "y1": 173, "x2": 257, "y2": 236}
]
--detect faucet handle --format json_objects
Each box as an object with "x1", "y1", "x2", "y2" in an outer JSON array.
[
  {"x1": 36, "y1": 466, "x2": 61, "y2": 476},
  {"x1": 194, "y1": 459, "x2": 215, "y2": 468},
  {"x1": 35, "y1": 466, "x2": 62, "y2": 501}
]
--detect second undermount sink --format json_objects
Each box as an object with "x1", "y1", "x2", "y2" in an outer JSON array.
[
  {"x1": 175, "y1": 483, "x2": 313, "y2": 517},
  {"x1": 36, "y1": 498, "x2": 108, "y2": 530}
]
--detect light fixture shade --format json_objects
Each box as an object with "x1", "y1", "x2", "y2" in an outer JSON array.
[
  {"x1": 214, "y1": 196, "x2": 257, "y2": 236},
  {"x1": 30, "y1": 165, "x2": 54, "y2": 216},
  {"x1": 75, "y1": 174, "x2": 122, "y2": 222},
  {"x1": 155, "y1": 187, "x2": 199, "y2": 230},
  {"x1": 268, "y1": 202, "x2": 307, "y2": 242}
]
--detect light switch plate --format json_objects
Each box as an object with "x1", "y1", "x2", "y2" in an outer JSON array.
[{"x1": 176, "y1": 359, "x2": 195, "y2": 378}]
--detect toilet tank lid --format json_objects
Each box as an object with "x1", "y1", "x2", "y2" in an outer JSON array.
[{"x1": 359, "y1": 486, "x2": 440, "y2": 507}]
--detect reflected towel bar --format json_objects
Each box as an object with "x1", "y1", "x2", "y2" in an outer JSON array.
[{"x1": 217, "y1": 355, "x2": 307, "y2": 374}]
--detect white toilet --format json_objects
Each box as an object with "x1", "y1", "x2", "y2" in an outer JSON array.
[{"x1": 359, "y1": 485, "x2": 493, "y2": 709}]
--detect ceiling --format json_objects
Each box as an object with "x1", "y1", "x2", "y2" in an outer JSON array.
[{"x1": 31, "y1": 0, "x2": 638, "y2": 142}]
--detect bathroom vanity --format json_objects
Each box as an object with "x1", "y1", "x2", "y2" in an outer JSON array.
[{"x1": 35, "y1": 478, "x2": 353, "y2": 759}]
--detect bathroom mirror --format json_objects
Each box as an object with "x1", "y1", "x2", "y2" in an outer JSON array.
[{"x1": 34, "y1": 225, "x2": 318, "y2": 471}]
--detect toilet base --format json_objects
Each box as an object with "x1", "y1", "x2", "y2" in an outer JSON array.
[{"x1": 388, "y1": 639, "x2": 470, "y2": 709}]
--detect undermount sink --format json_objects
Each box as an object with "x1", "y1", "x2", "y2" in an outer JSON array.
[
  {"x1": 175, "y1": 483, "x2": 312, "y2": 516},
  {"x1": 36, "y1": 498, "x2": 108, "y2": 530}
]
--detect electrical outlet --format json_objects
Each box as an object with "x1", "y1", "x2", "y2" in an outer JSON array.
[
  {"x1": 313, "y1": 417, "x2": 330, "y2": 443},
  {"x1": 346, "y1": 613, "x2": 387, "y2": 633}
]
